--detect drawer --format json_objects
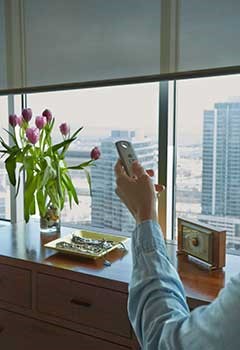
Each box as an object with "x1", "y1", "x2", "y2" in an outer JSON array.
[
  {"x1": 0, "y1": 309, "x2": 128, "y2": 350},
  {"x1": 37, "y1": 273, "x2": 131, "y2": 338},
  {"x1": 0, "y1": 263, "x2": 31, "y2": 308}
]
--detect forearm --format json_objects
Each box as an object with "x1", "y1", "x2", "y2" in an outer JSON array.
[
  {"x1": 129, "y1": 220, "x2": 240, "y2": 350},
  {"x1": 128, "y1": 220, "x2": 190, "y2": 349}
]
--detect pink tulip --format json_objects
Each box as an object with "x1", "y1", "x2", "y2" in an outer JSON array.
[
  {"x1": 90, "y1": 146, "x2": 101, "y2": 160},
  {"x1": 35, "y1": 116, "x2": 47, "y2": 129},
  {"x1": 59, "y1": 122, "x2": 70, "y2": 136},
  {"x1": 42, "y1": 109, "x2": 52, "y2": 123},
  {"x1": 22, "y1": 108, "x2": 32, "y2": 122},
  {"x1": 26, "y1": 127, "x2": 40, "y2": 145},
  {"x1": 9, "y1": 114, "x2": 18, "y2": 127},
  {"x1": 17, "y1": 116, "x2": 24, "y2": 127}
]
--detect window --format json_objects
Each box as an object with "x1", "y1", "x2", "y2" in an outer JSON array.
[
  {"x1": 2, "y1": 74, "x2": 240, "y2": 256},
  {"x1": 0, "y1": 97, "x2": 10, "y2": 219},
  {"x1": 173, "y1": 74, "x2": 240, "y2": 255},
  {"x1": 27, "y1": 83, "x2": 159, "y2": 236}
]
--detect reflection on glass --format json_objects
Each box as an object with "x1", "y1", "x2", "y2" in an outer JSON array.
[
  {"x1": 175, "y1": 75, "x2": 240, "y2": 254},
  {"x1": 27, "y1": 83, "x2": 159, "y2": 236}
]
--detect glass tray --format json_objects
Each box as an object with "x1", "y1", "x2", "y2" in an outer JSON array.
[{"x1": 44, "y1": 229, "x2": 129, "y2": 259}]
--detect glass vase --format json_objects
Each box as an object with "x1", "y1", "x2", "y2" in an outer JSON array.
[{"x1": 40, "y1": 206, "x2": 61, "y2": 234}]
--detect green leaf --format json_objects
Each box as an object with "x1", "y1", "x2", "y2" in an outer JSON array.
[
  {"x1": 15, "y1": 144, "x2": 31, "y2": 164},
  {"x1": 29, "y1": 194, "x2": 36, "y2": 215},
  {"x1": 49, "y1": 118, "x2": 55, "y2": 133},
  {"x1": 24, "y1": 175, "x2": 37, "y2": 222},
  {"x1": 23, "y1": 155, "x2": 34, "y2": 171},
  {"x1": 0, "y1": 136, "x2": 12, "y2": 152},
  {"x1": 43, "y1": 119, "x2": 54, "y2": 149},
  {"x1": 36, "y1": 189, "x2": 46, "y2": 217},
  {"x1": 5, "y1": 155, "x2": 16, "y2": 186},
  {"x1": 60, "y1": 186, "x2": 65, "y2": 210},
  {"x1": 62, "y1": 176, "x2": 72, "y2": 208},
  {"x1": 0, "y1": 150, "x2": 8, "y2": 159},
  {"x1": 56, "y1": 160, "x2": 63, "y2": 198},
  {"x1": 22, "y1": 144, "x2": 32, "y2": 156},
  {"x1": 84, "y1": 168, "x2": 92, "y2": 196},
  {"x1": 48, "y1": 186, "x2": 60, "y2": 210},
  {"x1": 67, "y1": 160, "x2": 94, "y2": 170},
  {"x1": 41, "y1": 157, "x2": 56, "y2": 187},
  {"x1": 25, "y1": 168, "x2": 33, "y2": 187},
  {"x1": 3, "y1": 128, "x2": 18, "y2": 146},
  {"x1": 62, "y1": 173, "x2": 78, "y2": 205},
  {"x1": 51, "y1": 138, "x2": 76, "y2": 153},
  {"x1": 71, "y1": 126, "x2": 83, "y2": 140},
  {"x1": 15, "y1": 165, "x2": 24, "y2": 198},
  {"x1": 24, "y1": 205, "x2": 30, "y2": 223}
]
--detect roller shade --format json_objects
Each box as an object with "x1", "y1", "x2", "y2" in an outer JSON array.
[
  {"x1": 177, "y1": 0, "x2": 240, "y2": 73},
  {"x1": 0, "y1": 0, "x2": 7, "y2": 89},
  {"x1": 1, "y1": 0, "x2": 240, "y2": 93},
  {"x1": 24, "y1": 0, "x2": 161, "y2": 87}
]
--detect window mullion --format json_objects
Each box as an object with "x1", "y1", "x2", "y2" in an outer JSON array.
[
  {"x1": 158, "y1": 81, "x2": 169, "y2": 238},
  {"x1": 8, "y1": 94, "x2": 24, "y2": 223}
]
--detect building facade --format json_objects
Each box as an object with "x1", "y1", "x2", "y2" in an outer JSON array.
[
  {"x1": 201, "y1": 101, "x2": 240, "y2": 250},
  {"x1": 202, "y1": 102, "x2": 240, "y2": 216}
]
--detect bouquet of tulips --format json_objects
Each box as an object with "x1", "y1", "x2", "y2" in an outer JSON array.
[{"x1": 0, "y1": 108, "x2": 100, "y2": 224}]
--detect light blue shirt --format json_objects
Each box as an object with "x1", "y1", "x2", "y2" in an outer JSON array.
[{"x1": 128, "y1": 220, "x2": 240, "y2": 350}]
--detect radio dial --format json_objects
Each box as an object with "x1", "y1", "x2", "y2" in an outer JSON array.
[{"x1": 191, "y1": 237, "x2": 199, "y2": 246}]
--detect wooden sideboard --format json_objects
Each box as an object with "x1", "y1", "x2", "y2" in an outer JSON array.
[{"x1": 0, "y1": 221, "x2": 240, "y2": 349}]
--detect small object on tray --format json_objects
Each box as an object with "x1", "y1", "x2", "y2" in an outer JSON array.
[{"x1": 44, "y1": 229, "x2": 128, "y2": 259}]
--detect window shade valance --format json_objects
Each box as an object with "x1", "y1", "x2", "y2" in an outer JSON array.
[{"x1": 1, "y1": 0, "x2": 240, "y2": 93}]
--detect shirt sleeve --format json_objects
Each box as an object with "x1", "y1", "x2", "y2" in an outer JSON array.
[{"x1": 128, "y1": 220, "x2": 240, "y2": 350}]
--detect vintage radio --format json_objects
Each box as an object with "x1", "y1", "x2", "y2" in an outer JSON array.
[{"x1": 177, "y1": 217, "x2": 226, "y2": 270}]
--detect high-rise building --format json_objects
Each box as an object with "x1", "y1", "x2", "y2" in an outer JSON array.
[
  {"x1": 202, "y1": 102, "x2": 240, "y2": 217},
  {"x1": 91, "y1": 130, "x2": 157, "y2": 235}
]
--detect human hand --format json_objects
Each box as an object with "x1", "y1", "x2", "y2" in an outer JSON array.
[{"x1": 114, "y1": 160, "x2": 165, "y2": 224}]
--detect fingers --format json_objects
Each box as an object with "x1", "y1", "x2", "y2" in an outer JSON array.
[
  {"x1": 146, "y1": 169, "x2": 154, "y2": 177},
  {"x1": 114, "y1": 159, "x2": 125, "y2": 178},
  {"x1": 116, "y1": 160, "x2": 154, "y2": 179},
  {"x1": 132, "y1": 161, "x2": 146, "y2": 178},
  {"x1": 155, "y1": 184, "x2": 165, "y2": 192},
  {"x1": 145, "y1": 166, "x2": 165, "y2": 193},
  {"x1": 115, "y1": 159, "x2": 134, "y2": 201},
  {"x1": 115, "y1": 159, "x2": 165, "y2": 194}
]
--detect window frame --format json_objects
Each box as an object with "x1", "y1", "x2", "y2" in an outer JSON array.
[
  {"x1": 0, "y1": 82, "x2": 174, "y2": 237},
  {"x1": 1, "y1": 76, "x2": 240, "y2": 255}
]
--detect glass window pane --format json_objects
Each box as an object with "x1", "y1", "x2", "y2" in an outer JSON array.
[
  {"x1": 27, "y1": 83, "x2": 159, "y2": 236},
  {"x1": 175, "y1": 75, "x2": 240, "y2": 254},
  {"x1": 0, "y1": 97, "x2": 10, "y2": 219}
]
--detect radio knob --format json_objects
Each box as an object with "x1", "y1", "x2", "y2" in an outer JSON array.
[{"x1": 191, "y1": 237, "x2": 199, "y2": 246}]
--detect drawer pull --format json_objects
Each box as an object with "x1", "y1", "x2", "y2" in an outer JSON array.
[{"x1": 70, "y1": 298, "x2": 92, "y2": 308}]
